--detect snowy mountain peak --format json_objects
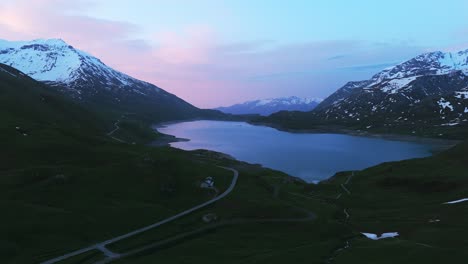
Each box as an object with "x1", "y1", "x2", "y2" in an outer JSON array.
[
  {"x1": 0, "y1": 38, "x2": 150, "y2": 90},
  {"x1": 371, "y1": 49, "x2": 468, "y2": 84},
  {"x1": 312, "y1": 47, "x2": 468, "y2": 129},
  {"x1": 216, "y1": 96, "x2": 323, "y2": 116},
  {"x1": 255, "y1": 96, "x2": 322, "y2": 106},
  {"x1": 0, "y1": 38, "x2": 69, "y2": 49}
]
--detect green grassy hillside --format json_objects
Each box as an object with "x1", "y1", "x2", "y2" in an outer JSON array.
[
  {"x1": 108, "y1": 142, "x2": 468, "y2": 264},
  {"x1": 1, "y1": 63, "x2": 466, "y2": 264},
  {"x1": 0, "y1": 64, "x2": 344, "y2": 264}
]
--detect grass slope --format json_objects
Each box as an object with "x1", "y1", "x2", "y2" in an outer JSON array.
[
  {"x1": 1, "y1": 63, "x2": 466, "y2": 264},
  {"x1": 1, "y1": 64, "x2": 344, "y2": 264},
  {"x1": 320, "y1": 141, "x2": 468, "y2": 263}
]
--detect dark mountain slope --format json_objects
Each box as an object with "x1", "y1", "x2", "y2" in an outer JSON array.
[{"x1": 0, "y1": 39, "x2": 226, "y2": 123}]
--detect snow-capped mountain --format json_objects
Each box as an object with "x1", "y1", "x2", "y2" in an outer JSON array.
[
  {"x1": 317, "y1": 49, "x2": 468, "y2": 110},
  {"x1": 216, "y1": 96, "x2": 322, "y2": 115},
  {"x1": 256, "y1": 49, "x2": 468, "y2": 137},
  {"x1": 0, "y1": 39, "x2": 220, "y2": 122},
  {"x1": 309, "y1": 49, "x2": 468, "y2": 129},
  {"x1": 0, "y1": 39, "x2": 149, "y2": 90}
]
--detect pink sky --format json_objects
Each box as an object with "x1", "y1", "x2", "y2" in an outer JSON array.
[{"x1": 1, "y1": 0, "x2": 466, "y2": 108}]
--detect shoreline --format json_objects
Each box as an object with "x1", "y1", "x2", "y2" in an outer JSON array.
[
  {"x1": 248, "y1": 121, "x2": 461, "y2": 153},
  {"x1": 148, "y1": 132, "x2": 189, "y2": 148},
  {"x1": 149, "y1": 119, "x2": 206, "y2": 147},
  {"x1": 147, "y1": 120, "x2": 462, "y2": 183},
  {"x1": 152, "y1": 118, "x2": 205, "y2": 130},
  {"x1": 152, "y1": 119, "x2": 460, "y2": 152}
]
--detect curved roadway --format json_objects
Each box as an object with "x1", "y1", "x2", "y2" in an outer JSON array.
[{"x1": 41, "y1": 167, "x2": 239, "y2": 264}]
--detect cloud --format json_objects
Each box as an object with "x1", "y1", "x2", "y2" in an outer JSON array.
[{"x1": 0, "y1": 0, "x2": 427, "y2": 108}]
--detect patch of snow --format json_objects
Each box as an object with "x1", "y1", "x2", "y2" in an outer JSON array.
[
  {"x1": 444, "y1": 198, "x2": 468, "y2": 204},
  {"x1": 380, "y1": 76, "x2": 420, "y2": 93},
  {"x1": 361, "y1": 232, "x2": 399, "y2": 240},
  {"x1": 438, "y1": 51, "x2": 468, "y2": 74},
  {"x1": 455, "y1": 91, "x2": 468, "y2": 99},
  {"x1": 256, "y1": 99, "x2": 272, "y2": 106},
  {"x1": 441, "y1": 122, "x2": 459, "y2": 126},
  {"x1": 437, "y1": 98, "x2": 454, "y2": 112}
]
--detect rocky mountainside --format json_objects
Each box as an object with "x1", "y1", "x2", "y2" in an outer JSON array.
[
  {"x1": 0, "y1": 39, "x2": 223, "y2": 122},
  {"x1": 255, "y1": 49, "x2": 468, "y2": 138},
  {"x1": 216, "y1": 96, "x2": 322, "y2": 116},
  {"x1": 317, "y1": 49, "x2": 468, "y2": 110},
  {"x1": 315, "y1": 49, "x2": 468, "y2": 127}
]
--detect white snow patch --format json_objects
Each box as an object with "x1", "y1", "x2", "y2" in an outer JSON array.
[
  {"x1": 455, "y1": 91, "x2": 468, "y2": 99},
  {"x1": 361, "y1": 232, "x2": 399, "y2": 240},
  {"x1": 438, "y1": 51, "x2": 468, "y2": 74},
  {"x1": 441, "y1": 122, "x2": 459, "y2": 126},
  {"x1": 437, "y1": 98, "x2": 454, "y2": 112},
  {"x1": 380, "y1": 76, "x2": 420, "y2": 94},
  {"x1": 256, "y1": 99, "x2": 271, "y2": 106},
  {"x1": 444, "y1": 198, "x2": 468, "y2": 204}
]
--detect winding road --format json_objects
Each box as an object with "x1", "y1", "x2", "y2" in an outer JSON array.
[
  {"x1": 106, "y1": 120, "x2": 121, "y2": 136},
  {"x1": 41, "y1": 167, "x2": 239, "y2": 264},
  {"x1": 97, "y1": 207, "x2": 316, "y2": 264}
]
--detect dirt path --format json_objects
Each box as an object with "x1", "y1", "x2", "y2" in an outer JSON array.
[
  {"x1": 107, "y1": 120, "x2": 121, "y2": 136},
  {"x1": 107, "y1": 113, "x2": 134, "y2": 143},
  {"x1": 327, "y1": 172, "x2": 355, "y2": 263}
]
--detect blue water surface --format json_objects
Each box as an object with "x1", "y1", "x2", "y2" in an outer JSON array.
[{"x1": 158, "y1": 121, "x2": 433, "y2": 182}]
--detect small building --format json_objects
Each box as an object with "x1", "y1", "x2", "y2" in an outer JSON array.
[{"x1": 200, "y1": 177, "x2": 215, "y2": 188}]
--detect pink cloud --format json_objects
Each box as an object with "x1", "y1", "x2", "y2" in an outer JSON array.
[{"x1": 0, "y1": 0, "x2": 428, "y2": 108}]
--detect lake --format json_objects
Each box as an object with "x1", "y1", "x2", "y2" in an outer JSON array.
[{"x1": 157, "y1": 120, "x2": 435, "y2": 182}]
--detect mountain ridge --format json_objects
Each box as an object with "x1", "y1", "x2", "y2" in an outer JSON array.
[
  {"x1": 0, "y1": 38, "x2": 226, "y2": 123},
  {"x1": 254, "y1": 48, "x2": 468, "y2": 138},
  {"x1": 216, "y1": 96, "x2": 322, "y2": 116}
]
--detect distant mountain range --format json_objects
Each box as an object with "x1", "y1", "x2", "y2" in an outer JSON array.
[
  {"x1": 2, "y1": 38, "x2": 467, "y2": 138},
  {"x1": 254, "y1": 49, "x2": 468, "y2": 138},
  {"x1": 0, "y1": 39, "x2": 224, "y2": 122},
  {"x1": 216, "y1": 96, "x2": 323, "y2": 116}
]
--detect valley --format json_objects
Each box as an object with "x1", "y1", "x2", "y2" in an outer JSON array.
[{"x1": 1, "y1": 36, "x2": 467, "y2": 264}]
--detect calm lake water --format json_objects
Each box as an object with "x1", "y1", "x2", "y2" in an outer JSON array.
[{"x1": 158, "y1": 120, "x2": 434, "y2": 182}]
